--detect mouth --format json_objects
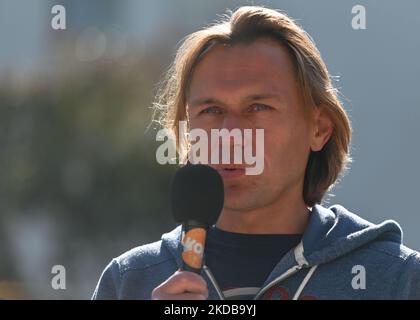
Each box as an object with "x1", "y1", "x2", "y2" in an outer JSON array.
[{"x1": 214, "y1": 166, "x2": 246, "y2": 179}]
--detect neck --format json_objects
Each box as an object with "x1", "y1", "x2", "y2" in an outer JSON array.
[{"x1": 216, "y1": 183, "x2": 310, "y2": 235}]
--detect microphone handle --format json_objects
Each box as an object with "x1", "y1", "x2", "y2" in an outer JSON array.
[{"x1": 181, "y1": 220, "x2": 208, "y2": 274}]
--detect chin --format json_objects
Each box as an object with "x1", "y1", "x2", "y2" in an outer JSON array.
[{"x1": 223, "y1": 188, "x2": 254, "y2": 209}]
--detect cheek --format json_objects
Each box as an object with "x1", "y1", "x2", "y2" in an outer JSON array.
[{"x1": 263, "y1": 117, "x2": 310, "y2": 169}]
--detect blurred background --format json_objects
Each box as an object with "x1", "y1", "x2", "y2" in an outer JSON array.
[{"x1": 0, "y1": 0, "x2": 419, "y2": 299}]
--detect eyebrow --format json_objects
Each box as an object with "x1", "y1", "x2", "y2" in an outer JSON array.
[{"x1": 188, "y1": 93, "x2": 283, "y2": 108}]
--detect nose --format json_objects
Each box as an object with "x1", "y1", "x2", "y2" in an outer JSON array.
[
  {"x1": 213, "y1": 113, "x2": 245, "y2": 165},
  {"x1": 219, "y1": 113, "x2": 245, "y2": 148},
  {"x1": 221, "y1": 112, "x2": 244, "y2": 131}
]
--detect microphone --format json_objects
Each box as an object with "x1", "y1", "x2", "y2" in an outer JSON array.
[{"x1": 171, "y1": 163, "x2": 224, "y2": 274}]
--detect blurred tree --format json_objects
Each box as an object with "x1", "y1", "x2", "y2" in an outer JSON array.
[{"x1": 0, "y1": 50, "x2": 179, "y2": 298}]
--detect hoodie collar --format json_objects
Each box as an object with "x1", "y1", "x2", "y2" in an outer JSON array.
[{"x1": 302, "y1": 204, "x2": 403, "y2": 265}]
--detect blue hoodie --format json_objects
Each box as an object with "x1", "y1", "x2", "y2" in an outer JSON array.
[{"x1": 92, "y1": 204, "x2": 420, "y2": 299}]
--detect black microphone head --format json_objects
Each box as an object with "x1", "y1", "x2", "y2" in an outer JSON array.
[{"x1": 171, "y1": 163, "x2": 224, "y2": 226}]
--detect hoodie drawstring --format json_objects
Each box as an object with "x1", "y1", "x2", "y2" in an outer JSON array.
[
  {"x1": 292, "y1": 265, "x2": 318, "y2": 300},
  {"x1": 204, "y1": 241, "x2": 319, "y2": 300},
  {"x1": 203, "y1": 264, "x2": 225, "y2": 300},
  {"x1": 254, "y1": 241, "x2": 318, "y2": 300}
]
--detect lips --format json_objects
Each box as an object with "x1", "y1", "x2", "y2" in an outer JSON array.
[{"x1": 214, "y1": 166, "x2": 246, "y2": 179}]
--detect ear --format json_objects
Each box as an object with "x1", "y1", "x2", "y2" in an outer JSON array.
[{"x1": 310, "y1": 105, "x2": 334, "y2": 152}]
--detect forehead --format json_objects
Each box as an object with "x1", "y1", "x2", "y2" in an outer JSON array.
[{"x1": 187, "y1": 38, "x2": 296, "y2": 98}]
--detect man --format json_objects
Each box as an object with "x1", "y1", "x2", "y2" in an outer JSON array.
[{"x1": 92, "y1": 6, "x2": 420, "y2": 300}]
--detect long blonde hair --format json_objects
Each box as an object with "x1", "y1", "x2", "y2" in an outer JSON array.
[{"x1": 153, "y1": 6, "x2": 352, "y2": 206}]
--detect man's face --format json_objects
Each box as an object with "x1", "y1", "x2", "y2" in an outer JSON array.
[{"x1": 186, "y1": 38, "x2": 314, "y2": 211}]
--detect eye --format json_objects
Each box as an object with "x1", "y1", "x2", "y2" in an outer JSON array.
[
  {"x1": 199, "y1": 106, "x2": 222, "y2": 114},
  {"x1": 249, "y1": 103, "x2": 272, "y2": 112}
]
